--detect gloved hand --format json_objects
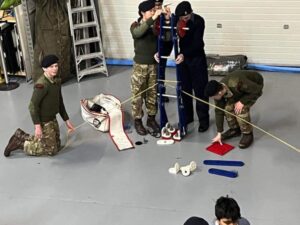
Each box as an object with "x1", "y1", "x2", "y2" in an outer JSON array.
[{"x1": 177, "y1": 19, "x2": 187, "y2": 38}]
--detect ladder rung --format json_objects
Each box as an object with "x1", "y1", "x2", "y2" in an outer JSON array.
[
  {"x1": 71, "y1": 6, "x2": 94, "y2": 13},
  {"x1": 76, "y1": 52, "x2": 104, "y2": 62},
  {"x1": 78, "y1": 66, "x2": 108, "y2": 77},
  {"x1": 73, "y1": 21, "x2": 97, "y2": 29},
  {"x1": 75, "y1": 37, "x2": 100, "y2": 45}
]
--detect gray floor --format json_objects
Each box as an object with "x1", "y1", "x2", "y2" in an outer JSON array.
[{"x1": 0, "y1": 66, "x2": 300, "y2": 225}]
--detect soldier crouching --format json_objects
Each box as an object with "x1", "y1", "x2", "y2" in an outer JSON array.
[{"x1": 204, "y1": 70, "x2": 264, "y2": 149}]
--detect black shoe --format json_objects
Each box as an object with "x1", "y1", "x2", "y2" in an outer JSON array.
[
  {"x1": 239, "y1": 132, "x2": 254, "y2": 149},
  {"x1": 134, "y1": 119, "x2": 147, "y2": 136},
  {"x1": 221, "y1": 128, "x2": 241, "y2": 140},
  {"x1": 198, "y1": 123, "x2": 209, "y2": 132}
]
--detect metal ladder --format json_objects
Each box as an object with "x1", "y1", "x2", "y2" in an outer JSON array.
[{"x1": 67, "y1": 0, "x2": 108, "y2": 82}]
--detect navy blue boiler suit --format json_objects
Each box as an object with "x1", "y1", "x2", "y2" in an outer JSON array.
[{"x1": 179, "y1": 13, "x2": 209, "y2": 126}]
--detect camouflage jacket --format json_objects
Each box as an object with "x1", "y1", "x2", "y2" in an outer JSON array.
[{"x1": 215, "y1": 70, "x2": 264, "y2": 132}]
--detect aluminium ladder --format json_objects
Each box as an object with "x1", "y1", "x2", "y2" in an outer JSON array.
[{"x1": 67, "y1": 0, "x2": 108, "y2": 81}]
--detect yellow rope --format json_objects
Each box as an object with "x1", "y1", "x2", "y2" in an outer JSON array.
[
  {"x1": 180, "y1": 90, "x2": 300, "y2": 153},
  {"x1": 157, "y1": 79, "x2": 179, "y2": 83},
  {"x1": 64, "y1": 81, "x2": 299, "y2": 153},
  {"x1": 62, "y1": 121, "x2": 88, "y2": 151},
  {"x1": 121, "y1": 82, "x2": 158, "y2": 105},
  {"x1": 64, "y1": 83, "x2": 159, "y2": 150}
]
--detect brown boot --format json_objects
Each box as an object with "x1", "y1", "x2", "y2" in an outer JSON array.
[
  {"x1": 134, "y1": 119, "x2": 147, "y2": 136},
  {"x1": 4, "y1": 128, "x2": 29, "y2": 157},
  {"x1": 239, "y1": 132, "x2": 254, "y2": 149},
  {"x1": 146, "y1": 115, "x2": 160, "y2": 134},
  {"x1": 221, "y1": 128, "x2": 241, "y2": 140}
]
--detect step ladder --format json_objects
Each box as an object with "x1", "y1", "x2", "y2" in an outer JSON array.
[
  {"x1": 157, "y1": 14, "x2": 187, "y2": 138},
  {"x1": 67, "y1": 0, "x2": 108, "y2": 82}
]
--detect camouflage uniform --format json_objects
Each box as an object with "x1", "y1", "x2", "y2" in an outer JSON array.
[
  {"x1": 215, "y1": 70, "x2": 264, "y2": 134},
  {"x1": 24, "y1": 119, "x2": 61, "y2": 156},
  {"x1": 25, "y1": 74, "x2": 69, "y2": 156},
  {"x1": 130, "y1": 16, "x2": 159, "y2": 119},
  {"x1": 131, "y1": 63, "x2": 157, "y2": 119}
]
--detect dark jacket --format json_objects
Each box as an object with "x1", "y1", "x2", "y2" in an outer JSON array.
[{"x1": 179, "y1": 13, "x2": 205, "y2": 58}]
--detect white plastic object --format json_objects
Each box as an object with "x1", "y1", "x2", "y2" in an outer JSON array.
[
  {"x1": 180, "y1": 161, "x2": 197, "y2": 176},
  {"x1": 172, "y1": 129, "x2": 181, "y2": 141},
  {"x1": 161, "y1": 127, "x2": 172, "y2": 139},
  {"x1": 157, "y1": 139, "x2": 175, "y2": 145},
  {"x1": 168, "y1": 162, "x2": 180, "y2": 174}
]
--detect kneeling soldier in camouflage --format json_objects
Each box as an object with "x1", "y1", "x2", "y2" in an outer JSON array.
[
  {"x1": 204, "y1": 70, "x2": 264, "y2": 149},
  {"x1": 4, "y1": 55, "x2": 75, "y2": 157}
]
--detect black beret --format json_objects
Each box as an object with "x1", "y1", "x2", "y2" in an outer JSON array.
[
  {"x1": 184, "y1": 217, "x2": 209, "y2": 225},
  {"x1": 41, "y1": 54, "x2": 59, "y2": 68},
  {"x1": 204, "y1": 80, "x2": 223, "y2": 97},
  {"x1": 175, "y1": 1, "x2": 192, "y2": 17},
  {"x1": 139, "y1": 0, "x2": 155, "y2": 13}
]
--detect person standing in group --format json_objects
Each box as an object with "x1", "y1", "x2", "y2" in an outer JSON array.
[
  {"x1": 130, "y1": 0, "x2": 162, "y2": 136},
  {"x1": 4, "y1": 55, "x2": 75, "y2": 157},
  {"x1": 174, "y1": 1, "x2": 210, "y2": 133},
  {"x1": 204, "y1": 70, "x2": 263, "y2": 149}
]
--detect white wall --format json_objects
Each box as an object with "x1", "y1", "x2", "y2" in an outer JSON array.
[{"x1": 98, "y1": 0, "x2": 300, "y2": 66}]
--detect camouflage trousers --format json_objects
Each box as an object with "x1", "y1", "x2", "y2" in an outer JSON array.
[
  {"x1": 131, "y1": 63, "x2": 157, "y2": 119},
  {"x1": 225, "y1": 103, "x2": 253, "y2": 134},
  {"x1": 24, "y1": 119, "x2": 61, "y2": 156}
]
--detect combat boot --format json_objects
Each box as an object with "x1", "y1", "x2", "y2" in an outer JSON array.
[
  {"x1": 146, "y1": 115, "x2": 160, "y2": 134},
  {"x1": 221, "y1": 128, "x2": 241, "y2": 140},
  {"x1": 4, "y1": 128, "x2": 30, "y2": 157},
  {"x1": 239, "y1": 132, "x2": 254, "y2": 149},
  {"x1": 134, "y1": 119, "x2": 147, "y2": 136}
]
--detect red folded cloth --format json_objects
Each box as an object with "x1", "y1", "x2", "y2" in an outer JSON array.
[{"x1": 206, "y1": 142, "x2": 235, "y2": 156}]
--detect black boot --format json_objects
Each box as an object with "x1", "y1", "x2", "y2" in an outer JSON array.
[
  {"x1": 221, "y1": 128, "x2": 241, "y2": 140},
  {"x1": 134, "y1": 119, "x2": 147, "y2": 136},
  {"x1": 4, "y1": 128, "x2": 29, "y2": 157},
  {"x1": 146, "y1": 115, "x2": 160, "y2": 134},
  {"x1": 198, "y1": 121, "x2": 209, "y2": 132},
  {"x1": 239, "y1": 132, "x2": 254, "y2": 149}
]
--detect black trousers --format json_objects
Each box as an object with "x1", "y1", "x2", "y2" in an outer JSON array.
[{"x1": 181, "y1": 54, "x2": 209, "y2": 125}]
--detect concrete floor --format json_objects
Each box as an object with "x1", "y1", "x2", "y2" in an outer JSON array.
[{"x1": 0, "y1": 66, "x2": 299, "y2": 225}]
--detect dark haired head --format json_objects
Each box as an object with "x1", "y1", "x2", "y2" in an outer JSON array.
[
  {"x1": 204, "y1": 80, "x2": 223, "y2": 97},
  {"x1": 215, "y1": 196, "x2": 241, "y2": 222},
  {"x1": 184, "y1": 217, "x2": 209, "y2": 225}
]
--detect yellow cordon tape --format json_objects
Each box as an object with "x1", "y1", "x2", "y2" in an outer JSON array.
[
  {"x1": 65, "y1": 80, "x2": 300, "y2": 154},
  {"x1": 180, "y1": 88, "x2": 300, "y2": 153},
  {"x1": 64, "y1": 83, "x2": 159, "y2": 150}
]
